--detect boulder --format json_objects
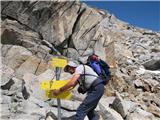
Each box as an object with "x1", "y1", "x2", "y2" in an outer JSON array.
[
  {"x1": 9, "y1": 77, "x2": 23, "y2": 92},
  {"x1": 72, "y1": 6, "x2": 103, "y2": 51},
  {"x1": 23, "y1": 69, "x2": 55, "y2": 100},
  {"x1": 126, "y1": 113, "x2": 154, "y2": 120},
  {"x1": 15, "y1": 56, "x2": 40, "y2": 78},
  {"x1": 143, "y1": 59, "x2": 160, "y2": 70},
  {"x1": 140, "y1": 92, "x2": 160, "y2": 107},
  {"x1": 98, "y1": 103, "x2": 124, "y2": 120},
  {"x1": 1, "y1": 45, "x2": 12, "y2": 57},
  {"x1": 99, "y1": 97, "x2": 116, "y2": 107},
  {"x1": 40, "y1": 1, "x2": 80, "y2": 45},
  {"x1": 47, "y1": 99, "x2": 80, "y2": 111},
  {"x1": 94, "y1": 38, "x2": 106, "y2": 60},
  {"x1": 0, "y1": 103, "x2": 11, "y2": 120},
  {"x1": 63, "y1": 48, "x2": 79, "y2": 60},
  {"x1": 1, "y1": 19, "x2": 40, "y2": 47},
  {"x1": 147, "y1": 103, "x2": 160, "y2": 118},
  {"x1": 111, "y1": 92, "x2": 139, "y2": 118},
  {"x1": 36, "y1": 69, "x2": 55, "y2": 82},
  {"x1": 130, "y1": 108, "x2": 155, "y2": 120},
  {"x1": 134, "y1": 79, "x2": 143, "y2": 88},
  {"x1": 35, "y1": 59, "x2": 49, "y2": 76},
  {"x1": 1, "y1": 77, "x2": 23, "y2": 92},
  {"x1": 3, "y1": 45, "x2": 32, "y2": 70},
  {"x1": 1, "y1": 65, "x2": 15, "y2": 86},
  {"x1": 36, "y1": 45, "x2": 52, "y2": 59}
]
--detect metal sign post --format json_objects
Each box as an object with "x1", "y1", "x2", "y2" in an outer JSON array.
[
  {"x1": 55, "y1": 67, "x2": 62, "y2": 120},
  {"x1": 40, "y1": 57, "x2": 73, "y2": 118},
  {"x1": 51, "y1": 58, "x2": 67, "y2": 120}
]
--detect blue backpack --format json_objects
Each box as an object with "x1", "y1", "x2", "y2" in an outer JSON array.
[{"x1": 87, "y1": 55, "x2": 111, "y2": 85}]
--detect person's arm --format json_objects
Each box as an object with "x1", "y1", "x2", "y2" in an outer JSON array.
[{"x1": 53, "y1": 74, "x2": 80, "y2": 96}]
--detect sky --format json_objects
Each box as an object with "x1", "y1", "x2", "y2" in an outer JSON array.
[{"x1": 82, "y1": 1, "x2": 160, "y2": 32}]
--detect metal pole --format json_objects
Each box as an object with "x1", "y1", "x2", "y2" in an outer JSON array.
[{"x1": 55, "y1": 67, "x2": 62, "y2": 120}]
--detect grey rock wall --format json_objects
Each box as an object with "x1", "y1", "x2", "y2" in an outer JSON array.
[{"x1": 1, "y1": 1, "x2": 160, "y2": 120}]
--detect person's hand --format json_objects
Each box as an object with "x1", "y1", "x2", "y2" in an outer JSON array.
[{"x1": 52, "y1": 89, "x2": 61, "y2": 96}]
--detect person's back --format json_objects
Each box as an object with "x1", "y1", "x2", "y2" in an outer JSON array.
[{"x1": 75, "y1": 65, "x2": 99, "y2": 89}]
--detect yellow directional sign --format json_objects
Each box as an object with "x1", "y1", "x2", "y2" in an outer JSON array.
[
  {"x1": 51, "y1": 58, "x2": 67, "y2": 68},
  {"x1": 40, "y1": 80, "x2": 72, "y2": 100}
]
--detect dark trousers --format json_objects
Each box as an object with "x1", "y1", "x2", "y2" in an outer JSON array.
[{"x1": 75, "y1": 83, "x2": 104, "y2": 120}]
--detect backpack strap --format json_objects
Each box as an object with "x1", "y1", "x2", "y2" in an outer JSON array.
[
  {"x1": 78, "y1": 64, "x2": 86, "y2": 85},
  {"x1": 79, "y1": 65, "x2": 99, "y2": 86},
  {"x1": 82, "y1": 64, "x2": 85, "y2": 86},
  {"x1": 82, "y1": 73, "x2": 99, "y2": 78},
  {"x1": 80, "y1": 65, "x2": 99, "y2": 78}
]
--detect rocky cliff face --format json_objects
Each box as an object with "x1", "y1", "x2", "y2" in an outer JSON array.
[{"x1": 1, "y1": 1, "x2": 160, "y2": 120}]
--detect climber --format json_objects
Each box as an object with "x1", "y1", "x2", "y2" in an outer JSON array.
[{"x1": 52, "y1": 61, "x2": 105, "y2": 120}]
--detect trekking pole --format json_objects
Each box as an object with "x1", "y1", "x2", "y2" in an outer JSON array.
[{"x1": 55, "y1": 67, "x2": 62, "y2": 120}]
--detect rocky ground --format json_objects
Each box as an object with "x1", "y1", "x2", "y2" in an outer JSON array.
[{"x1": 1, "y1": 1, "x2": 160, "y2": 120}]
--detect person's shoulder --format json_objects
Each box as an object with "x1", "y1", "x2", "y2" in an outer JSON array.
[
  {"x1": 75, "y1": 64, "x2": 84, "y2": 74},
  {"x1": 84, "y1": 65, "x2": 93, "y2": 70},
  {"x1": 76, "y1": 64, "x2": 84, "y2": 69}
]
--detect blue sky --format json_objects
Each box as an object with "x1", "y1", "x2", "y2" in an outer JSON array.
[{"x1": 82, "y1": 1, "x2": 160, "y2": 32}]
